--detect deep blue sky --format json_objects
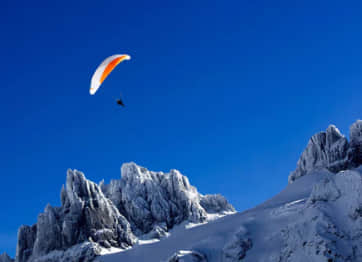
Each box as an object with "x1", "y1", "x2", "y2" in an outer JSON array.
[{"x1": 1, "y1": 0, "x2": 362, "y2": 256}]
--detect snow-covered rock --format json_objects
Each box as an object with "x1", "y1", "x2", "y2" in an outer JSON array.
[
  {"x1": 101, "y1": 162, "x2": 234, "y2": 235},
  {"x1": 59, "y1": 170, "x2": 135, "y2": 249},
  {"x1": 11, "y1": 120, "x2": 361, "y2": 262},
  {"x1": 167, "y1": 250, "x2": 207, "y2": 262},
  {"x1": 14, "y1": 164, "x2": 234, "y2": 262},
  {"x1": 31, "y1": 242, "x2": 102, "y2": 262},
  {"x1": 200, "y1": 194, "x2": 234, "y2": 214},
  {"x1": 99, "y1": 167, "x2": 362, "y2": 262},
  {"x1": 280, "y1": 169, "x2": 362, "y2": 262},
  {"x1": 15, "y1": 169, "x2": 136, "y2": 262},
  {"x1": 140, "y1": 223, "x2": 169, "y2": 240},
  {"x1": 289, "y1": 121, "x2": 362, "y2": 183}
]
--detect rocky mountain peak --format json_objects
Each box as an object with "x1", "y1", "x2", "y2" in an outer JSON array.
[
  {"x1": 325, "y1": 125, "x2": 344, "y2": 146},
  {"x1": 15, "y1": 169, "x2": 136, "y2": 262},
  {"x1": 14, "y1": 163, "x2": 234, "y2": 262},
  {"x1": 102, "y1": 162, "x2": 234, "y2": 235},
  {"x1": 289, "y1": 120, "x2": 362, "y2": 183},
  {"x1": 121, "y1": 162, "x2": 151, "y2": 181}
]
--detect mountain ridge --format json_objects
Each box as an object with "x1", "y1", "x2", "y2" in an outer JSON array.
[
  {"x1": 1, "y1": 120, "x2": 361, "y2": 262},
  {"x1": 8, "y1": 163, "x2": 234, "y2": 262}
]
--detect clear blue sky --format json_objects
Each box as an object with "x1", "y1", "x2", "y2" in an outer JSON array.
[{"x1": 1, "y1": 0, "x2": 361, "y2": 256}]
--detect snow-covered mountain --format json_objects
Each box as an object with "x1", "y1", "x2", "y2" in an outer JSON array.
[
  {"x1": 98, "y1": 167, "x2": 362, "y2": 262},
  {"x1": 6, "y1": 163, "x2": 234, "y2": 262},
  {"x1": 1, "y1": 120, "x2": 361, "y2": 262},
  {"x1": 97, "y1": 120, "x2": 362, "y2": 262}
]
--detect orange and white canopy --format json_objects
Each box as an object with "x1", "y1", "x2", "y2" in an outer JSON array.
[{"x1": 90, "y1": 54, "x2": 131, "y2": 95}]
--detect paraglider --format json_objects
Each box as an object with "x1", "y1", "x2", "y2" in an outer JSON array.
[
  {"x1": 90, "y1": 54, "x2": 131, "y2": 95},
  {"x1": 116, "y1": 93, "x2": 125, "y2": 107}
]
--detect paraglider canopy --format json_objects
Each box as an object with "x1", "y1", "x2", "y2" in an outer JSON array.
[{"x1": 90, "y1": 54, "x2": 131, "y2": 95}]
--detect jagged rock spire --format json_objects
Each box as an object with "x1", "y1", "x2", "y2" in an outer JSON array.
[
  {"x1": 102, "y1": 162, "x2": 234, "y2": 234},
  {"x1": 289, "y1": 120, "x2": 362, "y2": 183}
]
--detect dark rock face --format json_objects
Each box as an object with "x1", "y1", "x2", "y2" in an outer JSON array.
[
  {"x1": 289, "y1": 121, "x2": 362, "y2": 183},
  {"x1": 59, "y1": 170, "x2": 135, "y2": 250},
  {"x1": 16, "y1": 225, "x2": 36, "y2": 262},
  {"x1": 349, "y1": 120, "x2": 362, "y2": 167},
  {"x1": 0, "y1": 253, "x2": 14, "y2": 262},
  {"x1": 15, "y1": 164, "x2": 234, "y2": 262}
]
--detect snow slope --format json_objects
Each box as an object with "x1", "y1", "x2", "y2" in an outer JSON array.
[{"x1": 98, "y1": 167, "x2": 362, "y2": 262}]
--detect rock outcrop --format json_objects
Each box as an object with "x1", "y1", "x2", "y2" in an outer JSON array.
[
  {"x1": 289, "y1": 120, "x2": 362, "y2": 183},
  {"x1": 16, "y1": 169, "x2": 136, "y2": 262},
  {"x1": 14, "y1": 163, "x2": 234, "y2": 262},
  {"x1": 8, "y1": 120, "x2": 361, "y2": 262},
  {"x1": 16, "y1": 225, "x2": 36, "y2": 262},
  {"x1": 101, "y1": 163, "x2": 234, "y2": 235},
  {"x1": 200, "y1": 194, "x2": 234, "y2": 214},
  {"x1": 29, "y1": 242, "x2": 101, "y2": 262},
  {"x1": 349, "y1": 120, "x2": 362, "y2": 167},
  {"x1": 167, "y1": 250, "x2": 207, "y2": 262}
]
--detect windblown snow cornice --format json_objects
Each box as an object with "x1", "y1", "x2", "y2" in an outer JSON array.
[{"x1": 289, "y1": 120, "x2": 362, "y2": 183}]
